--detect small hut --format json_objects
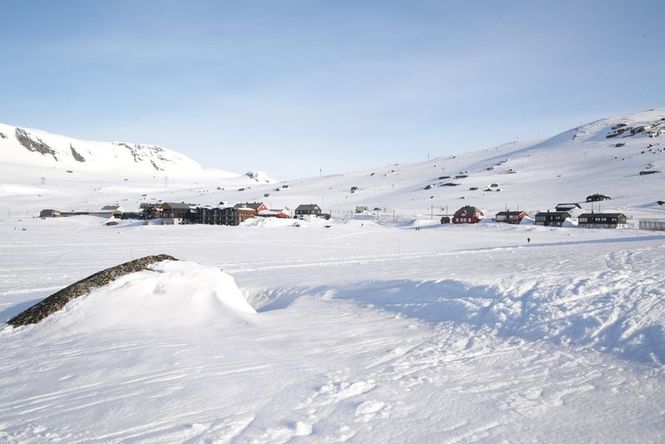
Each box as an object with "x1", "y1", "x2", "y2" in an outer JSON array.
[{"x1": 586, "y1": 194, "x2": 611, "y2": 202}]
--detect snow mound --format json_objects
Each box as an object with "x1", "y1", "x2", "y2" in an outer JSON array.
[
  {"x1": 562, "y1": 218, "x2": 578, "y2": 228},
  {"x1": 409, "y1": 218, "x2": 440, "y2": 228},
  {"x1": 245, "y1": 215, "x2": 334, "y2": 228},
  {"x1": 342, "y1": 218, "x2": 382, "y2": 228},
  {"x1": 241, "y1": 217, "x2": 299, "y2": 228},
  {"x1": 39, "y1": 261, "x2": 255, "y2": 332}
]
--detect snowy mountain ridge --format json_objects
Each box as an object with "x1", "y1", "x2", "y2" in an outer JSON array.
[{"x1": 0, "y1": 122, "x2": 254, "y2": 179}]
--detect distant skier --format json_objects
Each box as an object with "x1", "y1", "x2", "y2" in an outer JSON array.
[{"x1": 527, "y1": 237, "x2": 531, "y2": 244}]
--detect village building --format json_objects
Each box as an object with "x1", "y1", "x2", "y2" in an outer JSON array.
[
  {"x1": 555, "y1": 203, "x2": 582, "y2": 212},
  {"x1": 452, "y1": 206, "x2": 483, "y2": 224},
  {"x1": 100, "y1": 205, "x2": 124, "y2": 218},
  {"x1": 295, "y1": 204, "x2": 322, "y2": 219},
  {"x1": 160, "y1": 202, "x2": 196, "y2": 224},
  {"x1": 194, "y1": 206, "x2": 247, "y2": 226},
  {"x1": 39, "y1": 209, "x2": 61, "y2": 218},
  {"x1": 534, "y1": 210, "x2": 571, "y2": 227},
  {"x1": 258, "y1": 209, "x2": 290, "y2": 218},
  {"x1": 495, "y1": 210, "x2": 528, "y2": 224},
  {"x1": 193, "y1": 206, "x2": 214, "y2": 225},
  {"x1": 139, "y1": 203, "x2": 161, "y2": 219},
  {"x1": 216, "y1": 207, "x2": 238, "y2": 225},
  {"x1": 578, "y1": 212, "x2": 627, "y2": 229},
  {"x1": 120, "y1": 212, "x2": 142, "y2": 220},
  {"x1": 586, "y1": 193, "x2": 611, "y2": 202},
  {"x1": 236, "y1": 207, "x2": 257, "y2": 224},
  {"x1": 234, "y1": 202, "x2": 268, "y2": 213},
  {"x1": 440, "y1": 216, "x2": 451, "y2": 224}
]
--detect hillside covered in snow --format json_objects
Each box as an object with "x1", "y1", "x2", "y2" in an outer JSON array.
[
  {"x1": 2, "y1": 109, "x2": 664, "y2": 220},
  {"x1": 0, "y1": 121, "x2": 276, "y2": 186}
]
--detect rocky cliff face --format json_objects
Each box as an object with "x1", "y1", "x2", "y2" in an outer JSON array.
[{"x1": 14, "y1": 128, "x2": 58, "y2": 161}]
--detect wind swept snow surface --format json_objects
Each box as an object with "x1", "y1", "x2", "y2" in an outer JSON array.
[
  {"x1": 2, "y1": 109, "x2": 665, "y2": 442},
  {"x1": 1, "y1": 218, "x2": 665, "y2": 442}
]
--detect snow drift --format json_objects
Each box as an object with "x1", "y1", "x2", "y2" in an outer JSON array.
[{"x1": 22, "y1": 261, "x2": 255, "y2": 333}]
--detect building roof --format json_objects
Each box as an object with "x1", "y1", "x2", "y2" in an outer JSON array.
[
  {"x1": 161, "y1": 202, "x2": 195, "y2": 210},
  {"x1": 495, "y1": 210, "x2": 526, "y2": 217},
  {"x1": 454, "y1": 206, "x2": 483, "y2": 217},
  {"x1": 101, "y1": 205, "x2": 122, "y2": 211},
  {"x1": 258, "y1": 209, "x2": 288, "y2": 216},
  {"x1": 233, "y1": 202, "x2": 265, "y2": 210},
  {"x1": 556, "y1": 202, "x2": 582, "y2": 209},
  {"x1": 295, "y1": 204, "x2": 321, "y2": 212},
  {"x1": 579, "y1": 213, "x2": 626, "y2": 218},
  {"x1": 535, "y1": 211, "x2": 571, "y2": 218}
]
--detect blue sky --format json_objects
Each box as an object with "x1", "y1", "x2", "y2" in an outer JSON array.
[{"x1": 1, "y1": 0, "x2": 664, "y2": 178}]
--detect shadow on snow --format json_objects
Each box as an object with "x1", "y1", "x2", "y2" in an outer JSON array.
[{"x1": 250, "y1": 279, "x2": 665, "y2": 366}]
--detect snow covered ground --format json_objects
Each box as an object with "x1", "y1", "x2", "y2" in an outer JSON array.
[
  {"x1": 1, "y1": 109, "x2": 665, "y2": 442},
  {"x1": 2, "y1": 109, "x2": 665, "y2": 220},
  {"x1": 1, "y1": 216, "x2": 664, "y2": 442}
]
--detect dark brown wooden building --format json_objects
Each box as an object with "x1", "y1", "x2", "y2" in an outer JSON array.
[
  {"x1": 495, "y1": 210, "x2": 528, "y2": 224},
  {"x1": 534, "y1": 211, "x2": 571, "y2": 227},
  {"x1": 295, "y1": 204, "x2": 322, "y2": 219},
  {"x1": 234, "y1": 202, "x2": 268, "y2": 213},
  {"x1": 139, "y1": 203, "x2": 161, "y2": 219},
  {"x1": 161, "y1": 202, "x2": 196, "y2": 223},
  {"x1": 586, "y1": 194, "x2": 611, "y2": 202},
  {"x1": 578, "y1": 213, "x2": 627, "y2": 229},
  {"x1": 39, "y1": 209, "x2": 61, "y2": 218},
  {"x1": 555, "y1": 203, "x2": 581, "y2": 212}
]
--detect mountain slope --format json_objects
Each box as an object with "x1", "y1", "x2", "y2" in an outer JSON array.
[
  {"x1": 0, "y1": 122, "x2": 230, "y2": 177},
  {"x1": 1, "y1": 109, "x2": 664, "y2": 219}
]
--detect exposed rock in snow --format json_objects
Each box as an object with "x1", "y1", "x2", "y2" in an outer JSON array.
[
  {"x1": 0, "y1": 122, "x2": 265, "y2": 179},
  {"x1": 69, "y1": 144, "x2": 85, "y2": 162},
  {"x1": 14, "y1": 128, "x2": 58, "y2": 161},
  {"x1": 7, "y1": 254, "x2": 177, "y2": 326},
  {"x1": 246, "y1": 170, "x2": 274, "y2": 183}
]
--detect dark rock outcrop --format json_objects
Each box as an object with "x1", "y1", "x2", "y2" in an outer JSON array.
[
  {"x1": 15, "y1": 128, "x2": 58, "y2": 160},
  {"x1": 7, "y1": 255, "x2": 177, "y2": 327},
  {"x1": 70, "y1": 144, "x2": 86, "y2": 162},
  {"x1": 115, "y1": 142, "x2": 169, "y2": 170}
]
